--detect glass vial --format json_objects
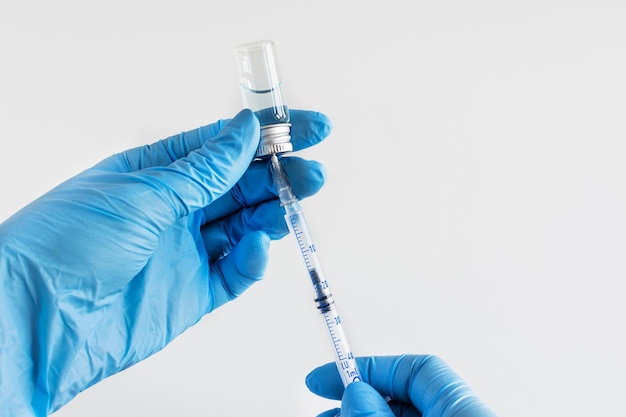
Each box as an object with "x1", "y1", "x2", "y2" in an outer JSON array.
[{"x1": 235, "y1": 40, "x2": 292, "y2": 157}]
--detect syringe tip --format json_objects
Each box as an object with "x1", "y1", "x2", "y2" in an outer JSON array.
[{"x1": 270, "y1": 154, "x2": 298, "y2": 206}]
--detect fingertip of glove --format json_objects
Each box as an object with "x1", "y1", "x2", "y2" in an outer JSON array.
[
  {"x1": 308, "y1": 110, "x2": 333, "y2": 137},
  {"x1": 282, "y1": 158, "x2": 326, "y2": 199},
  {"x1": 305, "y1": 362, "x2": 345, "y2": 399},
  {"x1": 310, "y1": 160, "x2": 327, "y2": 186},
  {"x1": 229, "y1": 108, "x2": 261, "y2": 138},
  {"x1": 235, "y1": 107, "x2": 256, "y2": 121},
  {"x1": 297, "y1": 159, "x2": 326, "y2": 195},
  {"x1": 290, "y1": 110, "x2": 333, "y2": 149},
  {"x1": 194, "y1": 109, "x2": 259, "y2": 173},
  {"x1": 305, "y1": 364, "x2": 328, "y2": 394},
  {"x1": 304, "y1": 369, "x2": 317, "y2": 391},
  {"x1": 234, "y1": 231, "x2": 270, "y2": 278}
]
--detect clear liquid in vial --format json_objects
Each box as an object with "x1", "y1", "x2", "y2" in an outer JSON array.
[{"x1": 240, "y1": 85, "x2": 290, "y2": 125}]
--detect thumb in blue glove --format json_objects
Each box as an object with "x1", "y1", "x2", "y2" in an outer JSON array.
[{"x1": 306, "y1": 355, "x2": 497, "y2": 417}]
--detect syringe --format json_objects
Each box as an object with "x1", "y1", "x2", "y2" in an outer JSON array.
[
  {"x1": 234, "y1": 40, "x2": 360, "y2": 386},
  {"x1": 270, "y1": 154, "x2": 362, "y2": 387}
]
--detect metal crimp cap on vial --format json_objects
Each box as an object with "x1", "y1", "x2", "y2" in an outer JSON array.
[{"x1": 256, "y1": 123, "x2": 292, "y2": 158}]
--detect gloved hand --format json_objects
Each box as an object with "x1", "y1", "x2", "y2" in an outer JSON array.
[
  {"x1": 306, "y1": 355, "x2": 497, "y2": 417},
  {"x1": 0, "y1": 108, "x2": 331, "y2": 417}
]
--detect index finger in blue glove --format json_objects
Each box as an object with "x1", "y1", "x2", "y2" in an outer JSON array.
[
  {"x1": 95, "y1": 110, "x2": 331, "y2": 173},
  {"x1": 306, "y1": 355, "x2": 497, "y2": 417}
]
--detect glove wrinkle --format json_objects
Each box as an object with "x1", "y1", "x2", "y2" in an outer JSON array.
[{"x1": 230, "y1": 182, "x2": 248, "y2": 208}]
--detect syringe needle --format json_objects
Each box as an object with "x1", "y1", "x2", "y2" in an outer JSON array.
[
  {"x1": 270, "y1": 154, "x2": 362, "y2": 387},
  {"x1": 270, "y1": 154, "x2": 298, "y2": 207}
]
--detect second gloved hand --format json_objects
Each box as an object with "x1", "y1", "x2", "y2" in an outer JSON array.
[
  {"x1": 306, "y1": 355, "x2": 497, "y2": 417},
  {"x1": 0, "y1": 109, "x2": 331, "y2": 416}
]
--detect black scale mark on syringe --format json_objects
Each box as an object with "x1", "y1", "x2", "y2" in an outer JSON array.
[{"x1": 309, "y1": 268, "x2": 335, "y2": 313}]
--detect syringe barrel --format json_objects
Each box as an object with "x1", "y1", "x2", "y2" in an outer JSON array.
[
  {"x1": 270, "y1": 155, "x2": 361, "y2": 386},
  {"x1": 283, "y1": 207, "x2": 362, "y2": 387}
]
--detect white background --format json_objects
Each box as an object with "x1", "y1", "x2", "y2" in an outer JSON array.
[{"x1": 1, "y1": 1, "x2": 625, "y2": 416}]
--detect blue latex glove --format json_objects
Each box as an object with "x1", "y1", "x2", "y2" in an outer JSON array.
[
  {"x1": 0, "y1": 108, "x2": 331, "y2": 417},
  {"x1": 306, "y1": 355, "x2": 497, "y2": 417}
]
